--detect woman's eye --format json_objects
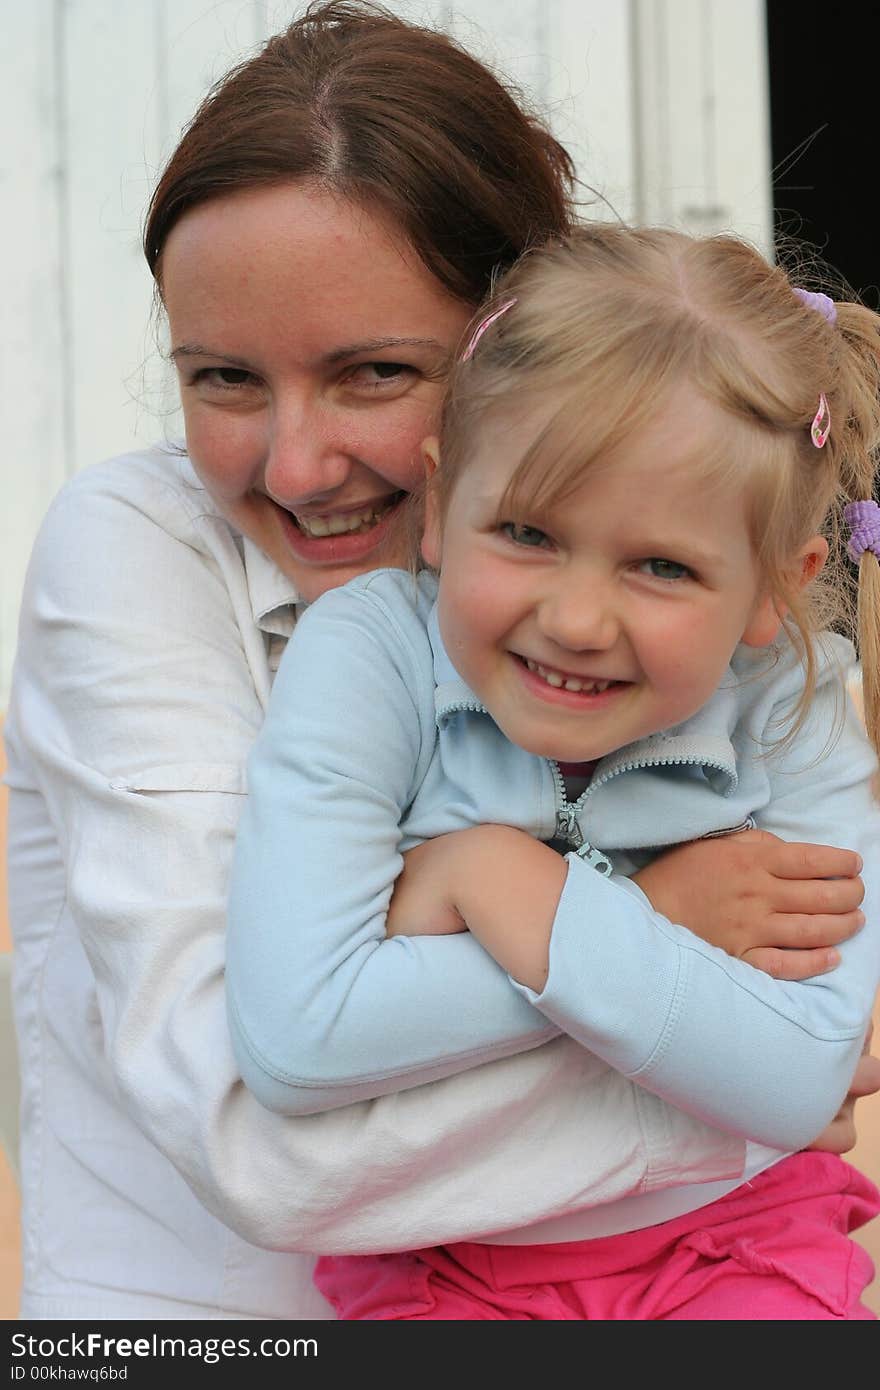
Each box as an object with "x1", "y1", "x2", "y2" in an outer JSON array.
[
  {"x1": 639, "y1": 557, "x2": 691, "y2": 581},
  {"x1": 346, "y1": 362, "x2": 415, "y2": 390},
  {"x1": 193, "y1": 367, "x2": 259, "y2": 391},
  {"x1": 501, "y1": 522, "x2": 551, "y2": 549}
]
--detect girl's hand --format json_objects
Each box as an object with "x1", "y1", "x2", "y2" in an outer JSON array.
[
  {"x1": 808, "y1": 1023, "x2": 880, "y2": 1153},
  {"x1": 633, "y1": 829, "x2": 865, "y2": 981}
]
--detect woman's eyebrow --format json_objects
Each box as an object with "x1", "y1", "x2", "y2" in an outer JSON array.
[
  {"x1": 170, "y1": 338, "x2": 447, "y2": 367},
  {"x1": 170, "y1": 344, "x2": 252, "y2": 367},
  {"x1": 323, "y1": 336, "x2": 447, "y2": 363}
]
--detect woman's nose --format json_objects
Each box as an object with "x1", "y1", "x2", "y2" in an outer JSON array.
[{"x1": 262, "y1": 399, "x2": 353, "y2": 505}]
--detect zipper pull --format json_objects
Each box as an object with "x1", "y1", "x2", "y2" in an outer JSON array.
[
  {"x1": 555, "y1": 804, "x2": 583, "y2": 848},
  {"x1": 575, "y1": 841, "x2": 614, "y2": 877}
]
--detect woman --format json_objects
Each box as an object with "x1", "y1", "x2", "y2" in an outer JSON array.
[{"x1": 6, "y1": 1, "x2": 877, "y2": 1321}]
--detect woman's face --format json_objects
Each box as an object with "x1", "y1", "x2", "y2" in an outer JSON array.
[{"x1": 162, "y1": 183, "x2": 472, "y2": 601}]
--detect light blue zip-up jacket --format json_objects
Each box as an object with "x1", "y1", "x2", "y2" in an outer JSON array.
[{"x1": 227, "y1": 568, "x2": 880, "y2": 1154}]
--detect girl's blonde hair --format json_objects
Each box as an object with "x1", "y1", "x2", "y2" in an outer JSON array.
[{"x1": 438, "y1": 224, "x2": 880, "y2": 752}]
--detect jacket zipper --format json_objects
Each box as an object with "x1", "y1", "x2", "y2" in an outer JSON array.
[
  {"x1": 550, "y1": 752, "x2": 737, "y2": 877},
  {"x1": 441, "y1": 701, "x2": 740, "y2": 876}
]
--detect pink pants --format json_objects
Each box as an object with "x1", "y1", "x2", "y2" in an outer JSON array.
[{"x1": 315, "y1": 1153, "x2": 879, "y2": 1319}]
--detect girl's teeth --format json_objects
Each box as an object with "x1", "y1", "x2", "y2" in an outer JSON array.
[{"x1": 524, "y1": 658, "x2": 611, "y2": 694}]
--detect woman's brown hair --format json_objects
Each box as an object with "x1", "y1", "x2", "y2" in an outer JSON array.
[{"x1": 144, "y1": 0, "x2": 576, "y2": 304}]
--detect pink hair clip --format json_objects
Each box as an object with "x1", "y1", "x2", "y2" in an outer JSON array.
[
  {"x1": 461, "y1": 299, "x2": 517, "y2": 362},
  {"x1": 810, "y1": 393, "x2": 831, "y2": 449}
]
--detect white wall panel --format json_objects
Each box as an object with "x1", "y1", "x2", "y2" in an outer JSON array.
[
  {"x1": 633, "y1": 0, "x2": 771, "y2": 248},
  {"x1": 63, "y1": 1, "x2": 158, "y2": 474},
  {"x1": 2, "y1": 1, "x2": 67, "y2": 699}
]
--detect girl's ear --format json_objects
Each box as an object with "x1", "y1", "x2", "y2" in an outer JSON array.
[
  {"x1": 740, "y1": 536, "x2": 829, "y2": 649},
  {"x1": 796, "y1": 535, "x2": 829, "y2": 586},
  {"x1": 420, "y1": 436, "x2": 442, "y2": 569}
]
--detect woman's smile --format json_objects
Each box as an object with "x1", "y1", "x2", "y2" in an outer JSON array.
[{"x1": 273, "y1": 491, "x2": 409, "y2": 567}]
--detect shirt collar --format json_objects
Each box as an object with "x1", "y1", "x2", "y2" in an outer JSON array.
[
  {"x1": 241, "y1": 537, "x2": 301, "y2": 637},
  {"x1": 172, "y1": 446, "x2": 306, "y2": 636}
]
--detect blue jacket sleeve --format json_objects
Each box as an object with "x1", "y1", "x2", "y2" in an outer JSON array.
[
  {"x1": 514, "y1": 681, "x2": 880, "y2": 1149},
  {"x1": 226, "y1": 580, "x2": 558, "y2": 1115}
]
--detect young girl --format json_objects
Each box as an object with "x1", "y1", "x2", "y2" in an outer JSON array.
[{"x1": 226, "y1": 225, "x2": 880, "y2": 1319}]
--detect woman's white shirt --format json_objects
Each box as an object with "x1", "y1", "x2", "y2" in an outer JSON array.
[{"x1": 4, "y1": 445, "x2": 750, "y2": 1320}]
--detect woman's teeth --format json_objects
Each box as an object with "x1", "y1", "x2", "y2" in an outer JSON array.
[
  {"x1": 524, "y1": 658, "x2": 613, "y2": 694},
  {"x1": 295, "y1": 499, "x2": 398, "y2": 537}
]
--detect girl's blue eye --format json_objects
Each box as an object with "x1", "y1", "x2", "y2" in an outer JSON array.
[
  {"x1": 640, "y1": 557, "x2": 691, "y2": 581},
  {"x1": 501, "y1": 522, "x2": 551, "y2": 548}
]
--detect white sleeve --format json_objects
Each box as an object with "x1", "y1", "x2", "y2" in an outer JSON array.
[{"x1": 8, "y1": 465, "x2": 745, "y2": 1252}]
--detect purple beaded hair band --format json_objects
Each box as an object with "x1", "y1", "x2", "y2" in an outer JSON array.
[{"x1": 845, "y1": 501, "x2": 880, "y2": 565}]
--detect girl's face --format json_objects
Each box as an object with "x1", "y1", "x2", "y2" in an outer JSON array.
[
  {"x1": 162, "y1": 183, "x2": 471, "y2": 602},
  {"x1": 424, "y1": 385, "x2": 804, "y2": 765}
]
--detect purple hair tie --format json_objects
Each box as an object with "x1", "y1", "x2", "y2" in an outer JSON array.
[
  {"x1": 793, "y1": 287, "x2": 838, "y2": 325},
  {"x1": 844, "y1": 500, "x2": 880, "y2": 563}
]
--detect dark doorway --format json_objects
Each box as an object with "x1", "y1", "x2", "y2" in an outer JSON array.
[{"x1": 765, "y1": 3, "x2": 879, "y2": 306}]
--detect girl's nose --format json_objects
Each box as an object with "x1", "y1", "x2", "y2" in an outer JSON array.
[{"x1": 538, "y1": 583, "x2": 620, "y2": 653}]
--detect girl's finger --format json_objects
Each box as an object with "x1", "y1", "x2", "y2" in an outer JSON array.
[
  {"x1": 759, "y1": 910, "x2": 865, "y2": 949},
  {"x1": 743, "y1": 945, "x2": 841, "y2": 980},
  {"x1": 764, "y1": 876, "x2": 865, "y2": 917},
  {"x1": 762, "y1": 840, "x2": 863, "y2": 881}
]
